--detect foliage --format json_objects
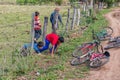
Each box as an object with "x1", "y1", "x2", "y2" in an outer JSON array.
[
  {"x1": 104, "y1": 0, "x2": 119, "y2": 8},
  {"x1": 69, "y1": 0, "x2": 79, "y2": 3},
  {"x1": 16, "y1": 0, "x2": 63, "y2": 5}
]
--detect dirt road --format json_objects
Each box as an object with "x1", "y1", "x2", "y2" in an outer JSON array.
[{"x1": 83, "y1": 8, "x2": 120, "y2": 80}]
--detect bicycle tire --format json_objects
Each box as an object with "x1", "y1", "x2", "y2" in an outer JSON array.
[
  {"x1": 104, "y1": 45, "x2": 114, "y2": 50},
  {"x1": 89, "y1": 57, "x2": 109, "y2": 68},
  {"x1": 104, "y1": 42, "x2": 120, "y2": 50},
  {"x1": 96, "y1": 27, "x2": 113, "y2": 41},
  {"x1": 104, "y1": 27, "x2": 113, "y2": 36},
  {"x1": 71, "y1": 56, "x2": 89, "y2": 66},
  {"x1": 72, "y1": 43, "x2": 91, "y2": 57},
  {"x1": 108, "y1": 36, "x2": 120, "y2": 43}
]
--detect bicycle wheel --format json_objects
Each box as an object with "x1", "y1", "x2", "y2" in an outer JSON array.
[
  {"x1": 72, "y1": 43, "x2": 91, "y2": 57},
  {"x1": 104, "y1": 42, "x2": 119, "y2": 50},
  {"x1": 89, "y1": 57, "x2": 109, "y2": 68},
  {"x1": 104, "y1": 27, "x2": 113, "y2": 36},
  {"x1": 71, "y1": 55, "x2": 89, "y2": 66}
]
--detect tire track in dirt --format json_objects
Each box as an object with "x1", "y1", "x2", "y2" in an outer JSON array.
[{"x1": 83, "y1": 8, "x2": 120, "y2": 80}]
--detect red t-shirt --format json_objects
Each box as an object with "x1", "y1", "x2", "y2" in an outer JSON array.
[{"x1": 46, "y1": 33, "x2": 59, "y2": 45}]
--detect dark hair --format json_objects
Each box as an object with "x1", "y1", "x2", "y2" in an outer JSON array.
[
  {"x1": 58, "y1": 37, "x2": 64, "y2": 43},
  {"x1": 37, "y1": 41, "x2": 44, "y2": 47},
  {"x1": 35, "y1": 11, "x2": 39, "y2": 16}
]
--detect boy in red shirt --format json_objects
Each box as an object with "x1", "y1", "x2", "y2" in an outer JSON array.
[
  {"x1": 34, "y1": 11, "x2": 42, "y2": 41},
  {"x1": 39, "y1": 33, "x2": 64, "y2": 57}
]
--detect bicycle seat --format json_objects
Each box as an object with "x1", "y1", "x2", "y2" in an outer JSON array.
[{"x1": 103, "y1": 51, "x2": 110, "y2": 57}]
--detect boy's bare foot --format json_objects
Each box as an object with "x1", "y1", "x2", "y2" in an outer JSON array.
[
  {"x1": 51, "y1": 54, "x2": 54, "y2": 58},
  {"x1": 38, "y1": 53, "x2": 45, "y2": 57}
]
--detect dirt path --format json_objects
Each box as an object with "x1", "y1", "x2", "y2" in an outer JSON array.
[{"x1": 82, "y1": 8, "x2": 120, "y2": 80}]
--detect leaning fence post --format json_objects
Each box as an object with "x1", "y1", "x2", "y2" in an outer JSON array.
[
  {"x1": 71, "y1": 7, "x2": 77, "y2": 30},
  {"x1": 76, "y1": 8, "x2": 80, "y2": 26},
  {"x1": 65, "y1": 9, "x2": 70, "y2": 31},
  {"x1": 31, "y1": 13, "x2": 35, "y2": 49},
  {"x1": 42, "y1": 17, "x2": 48, "y2": 43}
]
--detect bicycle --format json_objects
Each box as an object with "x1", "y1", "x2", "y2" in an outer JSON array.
[
  {"x1": 71, "y1": 49, "x2": 110, "y2": 68},
  {"x1": 92, "y1": 27, "x2": 113, "y2": 41},
  {"x1": 72, "y1": 40, "x2": 101, "y2": 58},
  {"x1": 104, "y1": 39, "x2": 120, "y2": 50},
  {"x1": 108, "y1": 36, "x2": 120, "y2": 43}
]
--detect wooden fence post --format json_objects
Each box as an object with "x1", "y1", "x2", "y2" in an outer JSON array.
[
  {"x1": 42, "y1": 17, "x2": 48, "y2": 42},
  {"x1": 65, "y1": 9, "x2": 70, "y2": 31},
  {"x1": 83, "y1": 2, "x2": 86, "y2": 12},
  {"x1": 71, "y1": 7, "x2": 77, "y2": 30},
  {"x1": 76, "y1": 8, "x2": 80, "y2": 26},
  {"x1": 90, "y1": 0, "x2": 93, "y2": 9},
  {"x1": 31, "y1": 13, "x2": 35, "y2": 49}
]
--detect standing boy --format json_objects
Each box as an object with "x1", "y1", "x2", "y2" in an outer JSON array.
[
  {"x1": 50, "y1": 7, "x2": 63, "y2": 33},
  {"x1": 34, "y1": 11, "x2": 42, "y2": 41}
]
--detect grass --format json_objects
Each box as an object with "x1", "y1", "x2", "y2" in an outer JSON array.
[{"x1": 0, "y1": 4, "x2": 111, "y2": 80}]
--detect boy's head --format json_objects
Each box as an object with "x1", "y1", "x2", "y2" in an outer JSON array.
[
  {"x1": 58, "y1": 37, "x2": 64, "y2": 43},
  {"x1": 35, "y1": 11, "x2": 39, "y2": 16},
  {"x1": 37, "y1": 41, "x2": 44, "y2": 49},
  {"x1": 54, "y1": 7, "x2": 60, "y2": 12}
]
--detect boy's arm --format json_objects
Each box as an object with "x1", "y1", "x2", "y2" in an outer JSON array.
[
  {"x1": 58, "y1": 15, "x2": 63, "y2": 25},
  {"x1": 51, "y1": 45, "x2": 55, "y2": 57},
  {"x1": 54, "y1": 45, "x2": 59, "y2": 53}
]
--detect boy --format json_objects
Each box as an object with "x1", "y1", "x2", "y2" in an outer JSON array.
[
  {"x1": 39, "y1": 33, "x2": 64, "y2": 57},
  {"x1": 50, "y1": 7, "x2": 63, "y2": 33},
  {"x1": 21, "y1": 41, "x2": 44, "y2": 56},
  {"x1": 33, "y1": 41, "x2": 44, "y2": 54},
  {"x1": 34, "y1": 11, "x2": 42, "y2": 41}
]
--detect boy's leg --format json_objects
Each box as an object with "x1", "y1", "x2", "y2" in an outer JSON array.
[
  {"x1": 49, "y1": 44, "x2": 57, "y2": 53},
  {"x1": 23, "y1": 43, "x2": 31, "y2": 49},
  {"x1": 34, "y1": 30, "x2": 37, "y2": 40},
  {"x1": 37, "y1": 29, "x2": 42, "y2": 40},
  {"x1": 52, "y1": 24, "x2": 56, "y2": 33},
  {"x1": 34, "y1": 30, "x2": 40, "y2": 40}
]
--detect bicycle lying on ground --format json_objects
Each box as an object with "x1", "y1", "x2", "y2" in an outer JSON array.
[
  {"x1": 92, "y1": 27, "x2": 113, "y2": 41},
  {"x1": 71, "y1": 49, "x2": 110, "y2": 68},
  {"x1": 104, "y1": 36, "x2": 120, "y2": 49},
  {"x1": 108, "y1": 36, "x2": 120, "y2": 43}
]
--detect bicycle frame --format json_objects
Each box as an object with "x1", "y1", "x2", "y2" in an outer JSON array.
[
  {"x1": 80, "y1": 41, "x2": 99, "y2": 54},
  {"x1": 90, "y1": 53, "x2": 103, "y2": 61}
]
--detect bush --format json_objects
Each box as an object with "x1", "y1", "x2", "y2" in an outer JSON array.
[
  {"x1": 55, "y1": 0, "x2": 63, "y2": 5},
  {"x1": 16, "y1": 0, "x2": 63, "y2": 5}
]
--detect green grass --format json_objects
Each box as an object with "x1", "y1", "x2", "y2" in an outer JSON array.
[{"x1": 0, "y1": 5, "x2": 111, "y2": 80}]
